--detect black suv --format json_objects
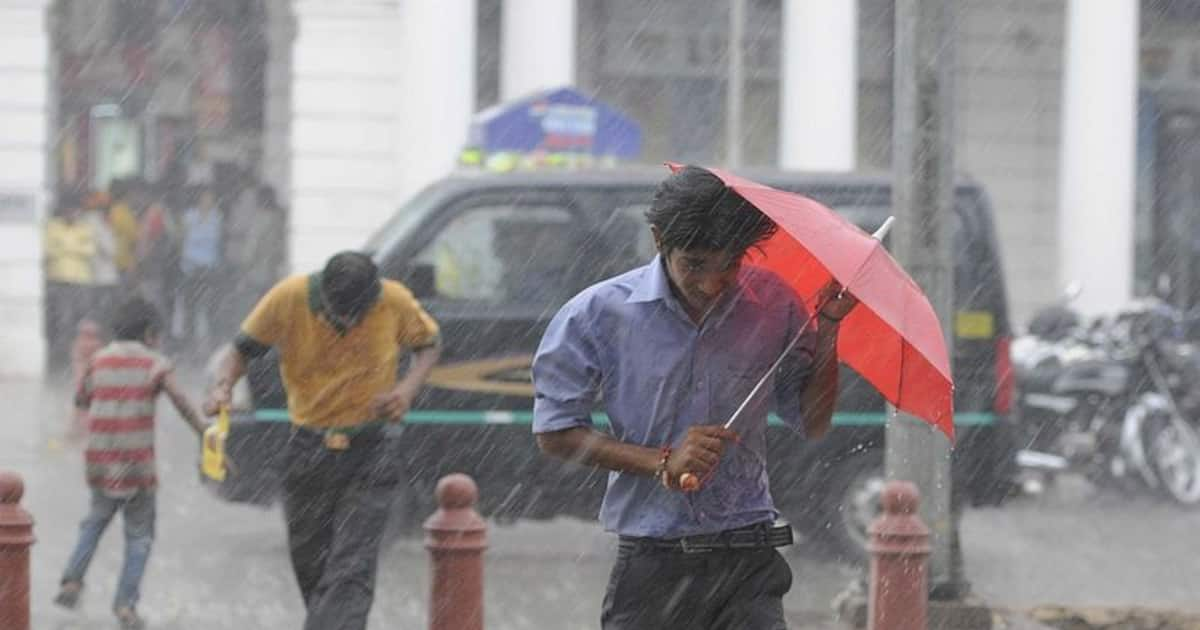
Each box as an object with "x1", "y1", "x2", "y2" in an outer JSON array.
[{"x1": 216, "y1": 167, "x2": 1017, "y2": 563}]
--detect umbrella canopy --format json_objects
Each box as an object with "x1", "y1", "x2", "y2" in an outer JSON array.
[{"x1": 669, "y1": 164, "x2": 955, "y2": 440}]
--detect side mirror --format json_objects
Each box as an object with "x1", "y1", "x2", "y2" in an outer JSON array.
[{"x1": 405, "y1": 263, "x2": 436, "y2": 299}]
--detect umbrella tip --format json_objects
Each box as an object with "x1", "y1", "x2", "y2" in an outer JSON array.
[{"x1": 873, "y1": 216, "x2": 896, "y2": 241}]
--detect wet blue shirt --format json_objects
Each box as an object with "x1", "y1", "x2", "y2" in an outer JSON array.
[{"x1": 532, "y1": 256, "x2": 816, "y2": 537}]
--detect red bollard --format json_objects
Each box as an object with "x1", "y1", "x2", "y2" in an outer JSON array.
[
  {"x1": 868, "y1": 480, "x2": 930, "y2": 630},
  {"x1": 0, "y1": 471, "x2": 35, "y2": 630},
  {"x1": 425, "y1": 474, "x2": 487, "y2": 630}
]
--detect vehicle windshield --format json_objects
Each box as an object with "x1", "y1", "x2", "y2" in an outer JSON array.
[{"x1": 362, "y1": 184, "x2": 445, "y2": 258}]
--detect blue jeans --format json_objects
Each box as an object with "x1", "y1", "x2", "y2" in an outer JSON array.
[{"x1": 61, "y1": 489, "x2": 156, "y2": 610}]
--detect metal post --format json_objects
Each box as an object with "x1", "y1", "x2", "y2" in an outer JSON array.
[
  {"x1": 888, "y1": 0, "x2": 966, "y2": 598},
  {"x1": 425, "y1": 474, "x2": 487, "y2": 630},
  {"x1": 726, "y1": 0, "x2": 746, "y2": 168},
  {"x1": 868, "y1": 481, "x2": 930, "y2": 630},
  {"x1": 0, "y1": 471, "x2": 35, "y2": 630}
]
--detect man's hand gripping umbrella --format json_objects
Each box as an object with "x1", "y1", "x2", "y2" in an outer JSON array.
[{"x1": 675, "y1": 217, "x2": 893, "y2": 492}]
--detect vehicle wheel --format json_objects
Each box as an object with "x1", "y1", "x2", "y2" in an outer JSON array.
[
  {"x1": 811, "y1": 448, "x2": 885, "y2": 565},
  {"x1": 1145, "y1": 413, "x2": 1200, "y2": 507}
]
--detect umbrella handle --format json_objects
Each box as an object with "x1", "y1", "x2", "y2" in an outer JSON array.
[{"x1": 679, "y1": 472, "x2": 701, "y2": 492}]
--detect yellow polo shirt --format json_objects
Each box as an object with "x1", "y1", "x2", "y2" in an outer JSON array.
[
  {"x1": 240, "y1": 274, "x2": 440, "y2": 428},
  {"x1": 109, "y1": 202, "x2": 140, "y2": 273}
]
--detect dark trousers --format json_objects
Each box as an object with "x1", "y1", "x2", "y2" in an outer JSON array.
[
  {"x1": 282, "y1": 427, "x2": 399, "y2": 630},
  {"x1": 601, "y1": 540, "x2": 793, "y2": 630}
]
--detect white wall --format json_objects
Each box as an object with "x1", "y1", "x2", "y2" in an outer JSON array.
[
  {"x1": 0, "y1": 0, "x2": 50, "y2": 377},
  {"x1": 501, "y1": 0, "x2": 575, "y2": 100},
  {"x1": 289, "y1": 0, "x2": 475, "y2": 275},
  {"x1": 779, "y1": 0, "x2": 857, "y2": 171},
  {"x1": 1057, "y1": 0, "x2": 1138, "y2": 317},
  {"x1": 955, "y1": 0, "x2": 1067, "y2": 327}
]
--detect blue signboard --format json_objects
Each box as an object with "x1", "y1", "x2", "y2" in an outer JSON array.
[{"x1": 467, "y1": 87, "x2": 642, "y2": 159}]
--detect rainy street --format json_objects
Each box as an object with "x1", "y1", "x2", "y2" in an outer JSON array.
[
  {"x1": 9, "y1": 1, "x2": 1200, "y2": 629},
  {"x1": 5, "y1": 375, "x2": 1200, "y2": 629}
]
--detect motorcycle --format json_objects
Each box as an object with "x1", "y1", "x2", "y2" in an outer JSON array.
[{"x1": 1013, "y1": 293, "x2": 1200, "y2": 506}]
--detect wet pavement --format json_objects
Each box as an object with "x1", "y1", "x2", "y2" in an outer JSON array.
[{"x1": 4, "y1": 376, "x2": 1199, "y2": 629}]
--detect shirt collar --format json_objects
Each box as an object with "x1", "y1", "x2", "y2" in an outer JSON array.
[
  {"x1": 626, "y1": 255, "x2": 674, "y2": 304},
  {"x1": 625, "y1": 255, "x2": 764, "y2": 308}
]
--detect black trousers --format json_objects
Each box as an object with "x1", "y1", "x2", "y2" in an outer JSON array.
[
  {"x1": 601, "y1": 539, "x2": 793, "y2": 630},
  {"x1": 282, "y1": 427, "x2": 399, "y2": 630}
]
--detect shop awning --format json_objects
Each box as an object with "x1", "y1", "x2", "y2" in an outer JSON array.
[{"x1": 467, "y1": 87, "x2": 642, "y2": 159}]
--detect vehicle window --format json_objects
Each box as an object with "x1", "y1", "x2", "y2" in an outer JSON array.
[{"x1": 412, "y1": 204, "x2": 582, "y2": 306}]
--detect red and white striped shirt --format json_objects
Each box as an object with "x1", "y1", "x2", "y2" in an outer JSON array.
[{"x1": 77, "y1": 341, "x2": 173, "y2": 498}]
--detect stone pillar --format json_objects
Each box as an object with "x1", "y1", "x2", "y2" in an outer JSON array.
[
  {"x1": 395, "y1": 0, "x2": 476, "y2": 208},
  {"x1": 1058, "y1": 0, "x2": 1139, "y2": 315},
  {"x1": 0, "y1": 0, "x2": 50, "y2": 376},
  {"x1": 425, "y1": 474, "x2": 486, "y2": 630},
  {"x1": 779, "y1": 0, "x2": 857, "y2": 171},
  {"x1": 290, "y1": 1, "x2": 408, "y2": 272},
  {"x1": 501, "y1": 0, "x2": 575, "y2": 100}
]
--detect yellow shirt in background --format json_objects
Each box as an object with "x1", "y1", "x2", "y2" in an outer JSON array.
[
  {"x1": 240, "y1": 274, "x2": 440, "y2": 428},
  {"x1": 109, "y1": 202, "x2": 140, "y2": 273},
  {"x1": 44, "y1": 219, "x2": 95, "y2": 284}
]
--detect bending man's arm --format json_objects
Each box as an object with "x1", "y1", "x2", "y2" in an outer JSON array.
[{"x1": 204, "y1": 343, "x2": 250, "y2": 416}]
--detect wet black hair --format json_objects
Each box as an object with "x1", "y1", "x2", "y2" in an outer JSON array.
[
  {"x1": 112, "y1": 296, "x2": 161, "y2": 341},
  {"x1": 321, "y1": 251, "x2": 381, "y2": 317},
  {"x1": 644, "y1": 165, "x2": 777, "y2": 255}
]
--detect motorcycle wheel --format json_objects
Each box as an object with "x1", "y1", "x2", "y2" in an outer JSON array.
[
  {"x1": 810, "y1": 449, "x2": 885, "y2": 565},
  {"x1": 1145, "y1": 412, "x2": 1200, "y2": 507}
]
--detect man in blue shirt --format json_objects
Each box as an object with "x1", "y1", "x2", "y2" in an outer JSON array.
[{"x1": 532, "y1": 165, "x2": 855, "y2": 629}]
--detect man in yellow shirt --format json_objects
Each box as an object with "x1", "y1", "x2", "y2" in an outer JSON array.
[
  {"x1": 108, "y1": 179, "x2": 141, "y2": 281},
  {"x1": 44, "y1": 193, "x2": 95, "y2": 370},
  {"x1": 206, "y1": 251, "x2": 440, "y2": 630}
]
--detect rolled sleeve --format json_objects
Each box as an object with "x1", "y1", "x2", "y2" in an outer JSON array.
[
  {"x1": 393, "y1": 285, "x2": 440, "y2": 349},
  {"x1": 532, "y1": 301, "x2": 602, "y2": 435}
]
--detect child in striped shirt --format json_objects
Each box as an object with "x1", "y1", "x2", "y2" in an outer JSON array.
[{"x1": 54, "y1": 296, "x2": 207, "y2": 630}]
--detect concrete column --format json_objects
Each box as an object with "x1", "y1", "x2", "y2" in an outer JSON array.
[
  {"x1": 0, "y1": 0, "x2": 50, "y2": 376},
  {"x1": 395, "y1": 0, "x2": 476, "y2": 203},
  {"x1": 501, "y1": 0, "x2": 575, "y2": 101},
  {"x1": 290, "y1": 1, "x2": 474, "y2": 274},
  {"x1": 1058, "y1": 0, "x2": 1139, "y2": 315},
  {"x1": 779, "y1": 0, "x2": 857, "y2": 172}
]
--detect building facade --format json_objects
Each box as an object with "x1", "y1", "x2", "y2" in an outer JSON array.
[{"x1": 1, "y1": 0, "x2": 1196, "y2": 375}]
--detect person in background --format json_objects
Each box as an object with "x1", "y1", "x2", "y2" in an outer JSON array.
[
  {"x1": 108, "y1": 178, "x2": 142, "y2": 287},
  {"x1": 82, "y1": 190, "x2": 121, "y2": 332},
  {"x1": 136, "y1": 184, "x2": 181, "y2": 345},
  {"x1": 54, "y1": 296, "x2": 208, "y2": 630},
  {"x1": 178, "y1": 185, "x2": 224, "y2": 351},
  {"x1": 237, "y1": 185, "x2": 287, "y2": 306},
  {"x1": 43, "y1": 191, "x2": 95, "y2": 373}
]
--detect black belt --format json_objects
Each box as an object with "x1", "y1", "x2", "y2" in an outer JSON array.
[
  {"x1": 619, "y1": 521, "x2": 794, "y2": 554},
  {"x1": 289, "y1": 422, "x2": 387, "y2": 451}
]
